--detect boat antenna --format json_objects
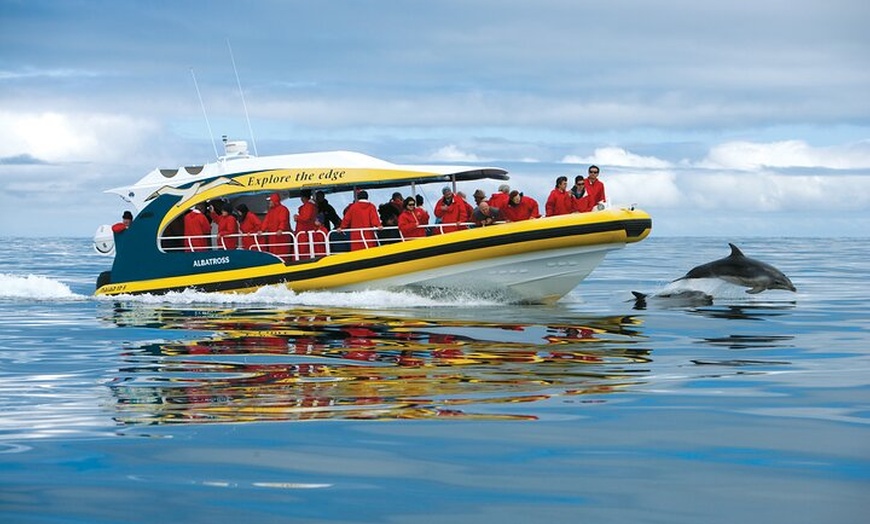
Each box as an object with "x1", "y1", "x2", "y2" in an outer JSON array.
[
  {"x1": 190, "y1": 67, "x2": 220, "y2": 159},
  {"x1": 227, "y1": 39, "x2": 259, "y2": 156}
]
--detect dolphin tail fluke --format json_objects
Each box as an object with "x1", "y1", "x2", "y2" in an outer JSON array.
[{"x1": 631, "y1": 291, "x2": 648, "y2": 309}]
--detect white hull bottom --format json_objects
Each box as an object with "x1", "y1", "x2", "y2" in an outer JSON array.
[{"x1": 337, "y1": 243, "x2": 625, "y2": 304}]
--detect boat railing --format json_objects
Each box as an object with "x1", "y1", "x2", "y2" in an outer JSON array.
[{"x1": 159, "y1": 220, "x2": 488, "y2": 261}]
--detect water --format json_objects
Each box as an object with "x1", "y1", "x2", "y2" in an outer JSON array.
[{"x1": 0, "y1": 237, "x2": 867, "y2": 523}]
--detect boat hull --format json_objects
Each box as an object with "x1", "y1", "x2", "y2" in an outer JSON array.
[{"x1": 95, "y1": 208, "x2": 651, "y2": 303}]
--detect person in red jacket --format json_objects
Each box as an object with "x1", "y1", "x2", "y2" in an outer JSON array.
[
  {"x1": 209, "y1": 202, "x2": 239, "y2": 250},
  {"x1": 576, "y1": 165, "x2": 607, "y2": 212},
  {"x1": 545, "y1": 176, "x2": 575, "y2": 217},
  {"x1": 235, "y1": 204, "x2": 262, "y2": 250},
  {"x1": 338, "y1": 190, "x2": 382, "y2": 250},
  {"x1": 295, "y1": 189, "x2": 321, "y2": 258},
  {"x1": 398, "y1": 197, "x2": 426, "y2": 239},
  {"x1": 433, "y1": 186, "x2": 470, "y2": 234},
  {"x1": 260, "y1": 193, "x2": 292, "y2": 258},
  {"x1": 413, "y1": 194, "x2": 430, "y2": 230},
  {"x1": 489, "y1": 184, "x2": 510, "y2": 210},
  {"x1": 502, "y1": 190, "x2": 541, "y2": 222},
  {"x1": 184, "y1": 204, "x2": 212, "y2": 252}
]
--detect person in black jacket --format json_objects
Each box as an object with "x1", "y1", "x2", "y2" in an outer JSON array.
[{"x1": 314, "y1": 190, "x2": 342, "y2": 231}]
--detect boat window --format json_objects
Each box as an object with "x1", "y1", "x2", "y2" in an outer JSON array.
[
  {"x1": 185, "y1": 166, "x2": 204, "y2": 175},
  {"x1": 159, "y1": 169, "x2": 178, "y2": 178}
]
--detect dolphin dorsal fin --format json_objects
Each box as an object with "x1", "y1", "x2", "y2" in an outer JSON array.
[{"x1": 728, "y1": 243, "x2": 745, "y2": 257}]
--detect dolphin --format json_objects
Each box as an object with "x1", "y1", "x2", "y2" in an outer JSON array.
[{"x1": 674, "y1": 243, "x2": 796, "y2": 294}]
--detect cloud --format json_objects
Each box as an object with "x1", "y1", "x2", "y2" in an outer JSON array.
[
  {"x1": 699, "y1": 140, "x2": 870, "y2": 170},
  {"x1": 562, "y1": 147, "x2": 673, "y2": 169},
  {"x1": 0, "y1": 154, "x2": 49, "y2": 165},
  {"x1": 0, "y1": 111, "x2": 159, "y2": 163},
  {"x1": 0, "y1": 67, "x2": 103, "y2": 81},
  {"x1": 427, "y1": 145, "x2": 481, "y2": 162}
]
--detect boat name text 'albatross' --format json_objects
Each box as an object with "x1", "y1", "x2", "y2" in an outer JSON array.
[
  {"x1": 193, "y1": 256, "x2": 231, "y2": 268},
  {"x1": 248, "y1": 169, "x2": 346, "y2": 188}
]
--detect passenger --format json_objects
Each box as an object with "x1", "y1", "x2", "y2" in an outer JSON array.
[
  {"x1": 502, "y1": 190, "x2": 541, "y2": 222},
  {"x1": 338, "y1": 190, "x2": 382, "y2": 250},
  {"x1": 545, "y1": 176, "x2": 575, "y2": 217},
  {"x1": 398, "y1": 197, "x2": 426, "y2": 239},
  {"x1": 489, "y1": 184, "x2": 511, "y2": 210},
  {"x1": 314, "y1": 190, "x2": 342, "y2": 231},
  {"x1": 433, "y1": 186, "x2": 470, "y2": 234},
  {"x1": 457, "y1": 191, "x2": 474, "y2": 222},
  {"x1": 235, "y1": 203, "x2": 262, "y2": 250},
  {"x1": 378, "y1": 191, "x2": 404, "y2": 244},
  {"x1": 414, "y1": 194, "x2": 430, "y2": 225},
  {"x1": 576, "y1": 165, "x2": 607, "y2": 212},
  {"x1": 570, "y1": 175, "x2": 586, "y2": 199},
  {"x1": 183, "y1": 204, "x2": 212, "y2": 252},
  {"x1": 260, "y1": 193, "x2": 292, "y2": 258},
  {"x1": 111, "y1": 210, "x2": 134, "y2": 233},
  {"x1": 210, "y1": 203, "x2": 239, "y2": 250},
  {"x1": 472, "y1": 201, "x2": 503, "y2": 227},
  {"x1": 295, "y1": 189, "x2": 320, "y2": 258},
  {"x1": 472, "y1": 189, "x2": 487, "y2": 206}
]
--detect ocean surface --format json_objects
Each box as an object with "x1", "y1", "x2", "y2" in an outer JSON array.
[{"x1": 0, "y1": 236, "x2": 867, "y2": 523}]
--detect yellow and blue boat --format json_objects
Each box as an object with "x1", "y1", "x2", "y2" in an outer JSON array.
[{"x1": 93, "y1": 141, "x2": 651, "y2": 303}]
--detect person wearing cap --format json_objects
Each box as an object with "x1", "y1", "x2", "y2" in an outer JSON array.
[
  {"x1": 489, "y1": 184, "x2": 510, "y2": 210},
  {"x1": 235, "y1": 203, "x2": 262, "y2": 250},
  {"x1": 398, "y1": 196, "x2": 426, "y2": 239},
  {"x1": 434, "y1": 186, "x2": 470, "y2": 234},
  {"x1": 502, "y1": 190, "x2": 541, "y2": 222},
  {"x1": 184, "y1": 203, "x2": 212, "y2": 252},
  {"x1": 545, "y1": 176, "x2": 575, "y2": 217},
  {"x1": 338, "y1": 190, "x2": 382, "y2": 250},
  {"x1": 209, "y1": 201, "x2": 239, "y2": 250},
  {"x1": 472, "y1": 189, "x2": 487, "y2": 206},
  {"x1": 111, "y1": 210, "x2": 134, "y2": 233},
  {"x1": 260, "y1": 193, "x2": 292, "y2": 258}
]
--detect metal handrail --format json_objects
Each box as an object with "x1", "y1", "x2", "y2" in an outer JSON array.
[{"x1": 160, "y1": 221, "x2": 488, "y2": 259}]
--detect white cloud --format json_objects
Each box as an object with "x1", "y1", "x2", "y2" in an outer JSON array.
[
  {"x1": 562, "y1": 147, "x2": 673, "y2": 169},
  {"x1": 0, "y1": 111, "x2": 158, "y2": 163},
  {"x1": 699, "y1": 140, "x2": 870, "y2": 170},
  {"x1": 428, "y1": 145, "x2": 481, "y2": 162},
  {"x1": 607, "y1": 171, "x2": 683, "y2": 207}
]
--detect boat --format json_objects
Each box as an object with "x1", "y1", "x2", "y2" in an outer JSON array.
[{"x1": 93, "y1": 139, "x2": 652, "y2": 303}]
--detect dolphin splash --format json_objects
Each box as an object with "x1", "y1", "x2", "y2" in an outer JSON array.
[{"x1": 674, "y1": 243, "x2": 796, "y2": 294}]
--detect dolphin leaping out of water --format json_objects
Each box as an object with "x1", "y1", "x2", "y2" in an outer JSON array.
[{"x1": 674, "y1": 243, "x2": 796, "y2": 294}]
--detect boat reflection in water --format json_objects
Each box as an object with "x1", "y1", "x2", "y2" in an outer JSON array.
[{"x1": 104, "y1": 304, "x2": 651, "y2": 424}]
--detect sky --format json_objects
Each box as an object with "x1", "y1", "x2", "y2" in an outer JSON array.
[{"x1": 1, "y1": 0, "x2": 869, "y2": 237}]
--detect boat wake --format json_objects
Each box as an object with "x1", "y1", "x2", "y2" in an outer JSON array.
[
  {"x1": 0, "y1": 273, "x2": 517, "y2": 307},
  {"x1": 96, "y1": 285, "x2": 504, "y2": 308},
  {"x1": 0, "y1": 273, "x2": 87, "y2": 301}
]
